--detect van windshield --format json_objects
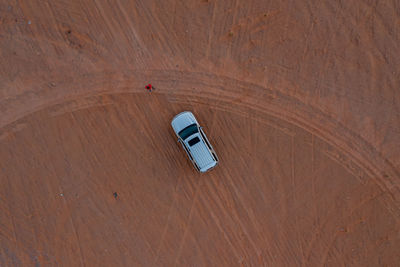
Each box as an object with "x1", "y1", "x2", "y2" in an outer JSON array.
[{"x1": 178, "y1": 124, "x2": 198, "y2": 140}]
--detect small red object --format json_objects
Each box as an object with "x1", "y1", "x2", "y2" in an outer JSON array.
[{"x1": 145, "y1": 84, "x2": 152, "y2": 90}]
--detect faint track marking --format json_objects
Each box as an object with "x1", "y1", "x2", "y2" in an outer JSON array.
[
  {"x1": 291, "y1": 136, "x2": 306, "y2": 264},
  {"x1": 305, "y1": 189, "x2": 385, "y2": 265},
  {"x1": 205, "y1": 0, "x2": 217, "y2": 62},
  {"x1": 217, "y1": 169, "x2": 264, "y2": 257},
  {"x1": 114, "y1": 0, "x2": 150, "y2": 59},
  {"x1": 153, "y1": 174, "x2": 183, "y2": 266},
  {"x1": 40, "y1": 113, "x2": 87, "y2": 267},
  {"x1": 200, "y1": 179, "x2": 243, "y2": 262},
  {"x1": 173, "y1": 178, "x2": 203, "y2": 266}
]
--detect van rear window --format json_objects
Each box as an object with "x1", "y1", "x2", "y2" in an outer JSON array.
[{"x1": 188, "y1": 136, "x2": 200, "y2": 147}]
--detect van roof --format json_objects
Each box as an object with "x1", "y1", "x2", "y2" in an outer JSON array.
[{"x1": 185, "y1": 133, "x2": 215, "y2": 171}]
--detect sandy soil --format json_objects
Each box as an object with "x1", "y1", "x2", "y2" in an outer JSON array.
[{"x1": 1, "y1": 0, "x2": 400, "y2": 266}]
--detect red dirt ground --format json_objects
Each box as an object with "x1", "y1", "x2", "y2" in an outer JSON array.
[{"x1": 1, "y1": 0, "x2": 400, "y2": 266}]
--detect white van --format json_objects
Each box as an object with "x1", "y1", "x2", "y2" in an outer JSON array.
[{"x1": 171, "y1": 111, "x2": 219, "y2": 173}]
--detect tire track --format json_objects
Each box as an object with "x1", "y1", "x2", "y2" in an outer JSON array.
[{"x1": 1, "y1": 68, "x2": 399, "y2": 222}]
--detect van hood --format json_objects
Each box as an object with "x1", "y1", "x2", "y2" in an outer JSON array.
[{"x1": 171, "y1": 111, "x2": 198, "y2": 134}]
